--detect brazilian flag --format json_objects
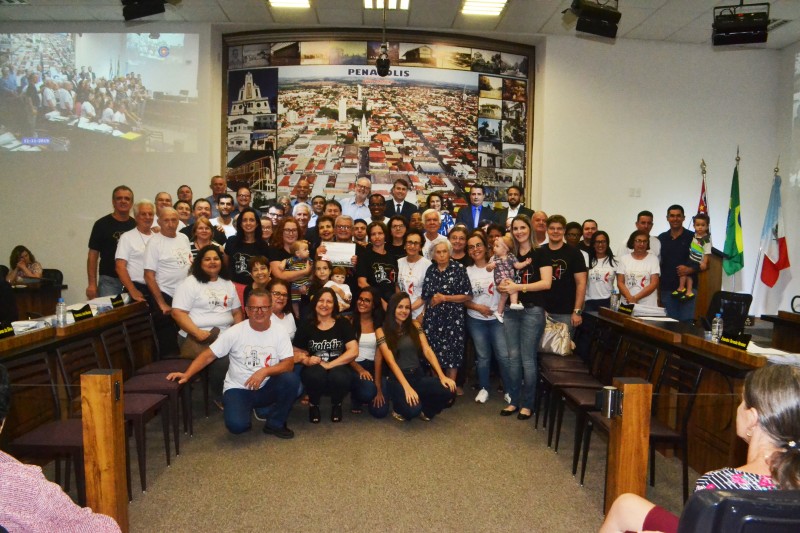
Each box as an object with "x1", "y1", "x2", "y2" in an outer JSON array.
[{"x1": 723, "y1": 164, "x2": 744, "y2": 275}]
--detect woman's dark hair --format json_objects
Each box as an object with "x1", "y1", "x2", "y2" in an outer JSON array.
[
  {"x1": 308, "y1": 259, "x2": 332, "y2": 295},
  {"x1": 467, "y1": 230, "x2": 490, "y2": 263},
  {"x1": 271, "y1": 216, "x2": 299, "y2": 249},
  {"x1": 565, "y1": 221, "x2": 582, "y2": 235},
  {"x1": 9, "y1": 245, "x2": 35, "y2": 266},
  {"x1": 235, "y1": 207, "x2": 262, "y2": 240},
  {"x1": 352, "y1": 286, "x2": 385, "y2": 340},
  {"x1": 403, "y1": 228, "x2": 424, "y2": 246},
  {"x1": 588, "y1": 230, "x2": 616, "y2": 269},
  {"x1": 626, "y1": 230, "x2": 651, "y2": 251},
  {"x1": 486, "y1": 223, "x2": 505, "y2": 238},
  {"x1": 426, "y1": 192, "x2": 443, "y2": 210},
  {"x1": 744, "y1": 364, "x2": 800, "y2": 489},
  {"x1": 388, "y1": 215, "x2": 408, "y2": 243},
  {"x1": 266, "y1": 278, "x2": 291, "y2": 315},
  {"x1": 366, "y1": 221, "x2": 388, "y2": 246},
  {"x1": 191, "y1": 245, "x2": 229, "y2": 282},
  {"x1": 247, "y1": 255, "x2": 269, "y2": 272},
  {"x1": 308, "y1": 287, "x2": 340, "y2": 326},
  {"x1": 382, "y1": 292, "x2": 422, "y2": 354}
]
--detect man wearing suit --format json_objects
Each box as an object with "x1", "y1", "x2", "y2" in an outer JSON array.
[
  {"x1": 455, "y1": 184, "x2": 496, "y2": 230},
  {"x1": 383, "y1": 178, "x2": 417, "y2": 221},
  {"x1": 495, "y1": 185, "x2": 533, "y2": 230}
]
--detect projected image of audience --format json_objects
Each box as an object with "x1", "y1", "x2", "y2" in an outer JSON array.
[{"x1": 0, "y1": 32, "x2": 200, "y2": 153}]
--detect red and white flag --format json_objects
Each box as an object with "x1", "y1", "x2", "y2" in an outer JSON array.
[
  {"x1": 697, "y1": 173, "x2": 709, "y2": 215},
  {"x1": 760, "y1": 175, "x2": 790, "y2": 287}
]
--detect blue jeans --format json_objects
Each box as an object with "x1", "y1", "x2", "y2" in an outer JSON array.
[
  {"x1": 661, "y1": 289, "x2": 696, "y2": 322},
  {"x1": 387, "y1": 369, "x2": 454, "y2": 420},
  {"x1": 466, "y1": 315, "x2": 509, "y2": 392},
  {"x1": 575, "y1": 299, "x2": 609, "y2": 363},
  {"x1": 350, "y1": 361, "x2": 389, "y2": 418},
  {"x1": 503, "y1": 306, "x2": 545, "y2": 411},
  {"x1": 98, "y1": 274, "x2": 124, "y2": 297},
  {"x1": 222, "y1": 372, "x2": 300, "y2": 434}
]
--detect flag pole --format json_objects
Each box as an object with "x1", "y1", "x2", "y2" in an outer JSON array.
[
  {"x1": 750, "y1": 158, "x2": 780, "y2": 295},
  {"x1": 731, "y1": 147, "x2": 740, "y2": 292}
]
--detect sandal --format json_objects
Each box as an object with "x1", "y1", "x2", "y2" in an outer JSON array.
[
  {"x1": 309, "y1": 405, "x2": 321, "y2": 424},
  {"x1": 331, "y1": 404, "x2": 343, "y2": 423}
]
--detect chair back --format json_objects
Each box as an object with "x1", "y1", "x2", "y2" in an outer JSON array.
[
  {"x1": 589, "y1": 322, "x2": 624, "y2": 382},
  {"x1": 41, "y1": 268, "x2": 64, "y2": 286},
  {"x1": 0, "y1": 265, "x2": 8, "y2": 281},
  {"x1": 100, "y1": 324, "x2": 135, "y2": 379},
  {"x1": 617, "y1": 339, "x2": 661, "y2": 382},
  {"x1": 1, "y1": 352, "x2": 61, "y2": 447},
  {"x1": 122, "y1": 314, "x2": 161, "y2": 369},
  {"x1": 678, "y1": 489, "x2": 800, "y2": 533},
  {"x1": 654, "y1": 354, "x2": 704, "y2": 435},
  {"x1": 705, "y1": 291, "x2": 753, "y2": 337},
  {"x1": 56, "y1": 337, "x2": 103, "y2": 417}
]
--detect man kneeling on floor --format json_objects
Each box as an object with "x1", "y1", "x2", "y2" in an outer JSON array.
[{"x1": 167, "y1": 289, "x2": 299, "y2": 439}]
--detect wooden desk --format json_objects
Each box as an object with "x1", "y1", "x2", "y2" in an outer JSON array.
[
  {"x1": 760, "y1": 311, "x2": 800, "y2": 352},
  {"x1": 11, "y1": 281, "x2": 68, "y2": 318},
  {"x1": 594, "y1": 309, "x2": 762, "y2": 474}
]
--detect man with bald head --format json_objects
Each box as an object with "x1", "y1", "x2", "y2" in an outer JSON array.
[
  {"x1": 532, "y1": 210, "x2": 548, "y2": 246},
  {"x1": 341, "y1": 176, "x2": 372, "y2": 222},
  {"x1": 153, "y1": 191, "x2": 186, "y2": 232},
  {"x1": 292, "y1": 177, "x2": 312, "y2": 207},
  {"x1": 144, "y1": 207, "x2": 192, "y2": 353},
  {"x1": 206, "y1": 175, "x2": 228, "y2": 218}
]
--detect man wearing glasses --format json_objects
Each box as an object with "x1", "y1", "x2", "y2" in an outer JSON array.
[
  {"x1": 341, "y1": 176, "x2": 372, "y2": 221},
  {"x1": 167, "y1": 289, "x2": 300, "y2": 439}
]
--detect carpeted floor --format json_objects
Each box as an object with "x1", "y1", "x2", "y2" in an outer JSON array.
[{"x1": 123, "y1": 384, "x2": 694, "y2": 533}]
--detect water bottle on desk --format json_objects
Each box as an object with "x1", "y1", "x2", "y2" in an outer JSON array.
[
  {"x1": 610, "y1": 287, "x2": 620, "y2": 312},
  {"x1": 55, "y1": 298, "x2": 67, "y2": 327},
  {"x1": 711, "y1": 313, "x2": 723, "y2": 343}
]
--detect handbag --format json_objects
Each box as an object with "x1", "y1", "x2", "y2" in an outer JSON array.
[
  {"x1": 179, "y1": 327, "x2": 220, "y2": 359},
  {"x1": 539, "y1": 314, "x2": 574, "y2": 356}
]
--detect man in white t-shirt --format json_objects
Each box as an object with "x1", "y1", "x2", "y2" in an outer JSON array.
[
  {"x1": 143, "y1": 207, "x2": 192, "y2": 353},
  {"x1": 212, "y1": 193, "x2": 237, "y2": 238},
  {"x1": 167, "y1": 290, "x2": 299, "y2": 439}
]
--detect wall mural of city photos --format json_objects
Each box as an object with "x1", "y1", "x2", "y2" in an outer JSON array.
[{"x1": 225, "y1": 38, "x2": 531, "y2": 212}]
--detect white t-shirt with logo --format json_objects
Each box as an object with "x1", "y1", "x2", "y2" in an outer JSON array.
[
  {"x1": 210, "y1": 320, "x2": 294, "y2": 392},
  {"x1": 172, "y1": 276, "x2": 240, "y2": 337},
  {"x1": 143, "y1": 232, "x2": 192, "y2": 297},
  {"x1": 115, "y1": 228, "x2": 153, "y2": 284},
  {"x1": 586, "y1": 256, "x2": 617, "y2": 301},
  {"x1": 617, "y1": 253, "x2": 661, "y2": 307},
  {"x1": 466, "y1": 265, "x2": 500, "y2": 320},
  {"x1": 397, "y1": 256, "x2": 432, "y2": 319}
]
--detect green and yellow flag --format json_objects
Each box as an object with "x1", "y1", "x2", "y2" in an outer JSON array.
[{"x1": 723, "y1": 163, "x2": 744, "y2": 275}]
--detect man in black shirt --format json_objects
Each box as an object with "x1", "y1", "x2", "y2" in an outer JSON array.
[
  {"x1": 86, "y1": 185, "x2": 136, "y2": 298},
  {"x1": 658, "y1": 204, "x2": 696, "y2": 322},
  {"x1": 541, "y1": 214, "x2": 587, "y2": 333}
]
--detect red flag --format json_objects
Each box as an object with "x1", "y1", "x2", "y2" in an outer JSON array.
[
  {"x1": 697, "y1": 174, "x2": 708, "y2": 215},
  {"x1": 760, "y1": 175, "x2": 790, "y2": 287}
]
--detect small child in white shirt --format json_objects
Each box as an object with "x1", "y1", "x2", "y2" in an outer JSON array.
[{"x1": 324, "y1": 266, "x2": 352, "y2": 311}]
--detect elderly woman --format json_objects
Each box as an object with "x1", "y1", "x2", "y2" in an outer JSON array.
[
  {"x1": 224, "y1": 208, "x2": 269, "y2": 306},
  {"x1": 421, "y1": 209, "x2": 447, "y2": 260},
  {"x1": 498, "y1": 215, "x2": 552, "y2": 419},
  {"x1": 293, "y1": 288, "x2": 359, "y2": 424},
  {"x1": 6, "y1": 245, "x2": 43, "y2": 283},
  {"x1": 448, "y1": 225, "x2": 470, "y2": 266},
  {"x1": 422, "y1": 240, "x2": 472, "y2": 394},
  {"x1": 115, "y1": 199, "x2": 155, "y2": 302},
  {"x1": 426, "y1": 192, "x2": 454, "y2": 236},
  {"x1": 190, "y1": 216, "x2": 223, "y2": 259},
  {"x1": 465, "y1": 231, "x2": 510, "y2": 404},
  {"x1": 617, "y1": 230, "x2": 660, "y2": 308},
  {"x1": 292, "y1": 203, "x2": 311, "y2": 240},
  {"x1": 397, "y1": 229, "x2": 431, "y2": 321}
]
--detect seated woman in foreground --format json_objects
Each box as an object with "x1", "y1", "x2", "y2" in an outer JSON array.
[
  {"x1": 6, "y1": 245, "x2": 43, "y2": 283},
  {"x1": 379, "y1": 292, "x2": 456, "y2": 422},
  {"x1": 600, "y1": 364, "x2": 800, "y2": 533}
]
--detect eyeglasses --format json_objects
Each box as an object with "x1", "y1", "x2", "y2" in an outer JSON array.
[
  {"x1": 246, "y1": 306, "x2": 270, "y2": 313},
  {"x1": 634, "y1": 239, "x2": 649, "y2": 244},
  {"x1": 549, "y1": 227, "x2": 564, "y2": 232},
  {"x1": 467, "y1": 243, "x2": 484, "y2": 250},
  {"x1": 237, "y1": 194, "x2": 250, "y2": 198},
  {"x1": 594, "y1": 240, "x2": 608, "y2": 245},
  {"x1": 391, "y1": 224, "x2": 406, "y2": 230},
  {"x1": 283, "y1": 228, "x2": 298, "y2": 233},
  {"x1": 405, "y1": 241, "x2": 422, "y2": 246},
  {"x1": 357, "y1": 297, "x2": 372, "y2": 304},
  {"x1": 271, "y1": 291, "x2": 288, "y2": 298},
  {"x1": 336, "y1": 225, "x2": 352, "y2": 230}
]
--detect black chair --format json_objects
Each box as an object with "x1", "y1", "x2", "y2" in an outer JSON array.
[
  {"x1": 678, "y1": 489, "x2": 800, "y2": 533},
  {"x1": 41, "y1": 268, "x2": 64, "y2": 286},
  {"x1": 0, "y1": 265, "x2": 9, "y2": 281},
  {"x1": 705, "y1": 291, "x2": 752, "y2": 337}
]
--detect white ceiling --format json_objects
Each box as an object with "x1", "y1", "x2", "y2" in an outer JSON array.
[{"x1": 1, "y1": 0, "x2": 798, "y2": 50}]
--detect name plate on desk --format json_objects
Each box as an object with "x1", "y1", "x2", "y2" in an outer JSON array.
[
  {"x1": 0, "y1": 322, "x2": 14, "y2": 339},
  {"x1": 720, "y1": 333, "x2": 752, "y2": 351},
  {"x1": 71, "y1": 305, "x2": 93, "y2": 322},
  {"x1": 618, "y1": 303, "x2": 634, "y2": 315},
  {"x1": 111, "y1": 294, "x2": 125, "y2": 308}
]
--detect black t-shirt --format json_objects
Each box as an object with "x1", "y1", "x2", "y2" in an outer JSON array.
[
  {"x1": 515, "y1": 248, "x2": 549, "y2": 308},
  {"x1": 293, "y1": 317, "x2": 356, "y2": 362},
  {"x1": 658, "y1": 228, "x2": 695, "y2": 292},
  {"x1": 224, "y1": 238, "x2": 270, "y2": 285},
  {"x1": 88, "y1": 214, "x2": 136, "y2": 278},
  {"x1": 542, "y1": 244, "x2": 588, "y2": 314},
  {"x1": 357, "y1": 247, "x2": 399, "y2": 305},
  {"x1": 386, "y1": 242, "x2": 406, "y2": 261}
]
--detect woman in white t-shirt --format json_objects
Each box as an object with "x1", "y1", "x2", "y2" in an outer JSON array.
[
  {"x1": 616, "y1": 230, "x2": 660, "y2": 308},
  {"x1": 585, "y1": 231, "x2": 618, "y2": 312},
  {"x1": 396, "y1": 229, "x2": 431, "y2": 320},
  {"x1": 349, "y1": 286, "x2": 389, "y2": 418},
  {"x1": 172, "y1": 246, "x2": 243, "y2": 349},
  {"x1": 265, "y1": 278, "x2": 296, "y2": 340}
]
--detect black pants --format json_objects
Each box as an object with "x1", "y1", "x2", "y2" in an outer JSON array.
[
  {"x1": 301, "y1": 364, "x2": 352, "y2": 406},
  {"x1": 388, "y1": 368, "x2": 454, "y2": 420},
  {"x1": 144, "y1": 288, "x2": 179, "y2": 356}
]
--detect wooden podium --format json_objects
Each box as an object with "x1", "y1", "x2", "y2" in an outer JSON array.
[{"x1": 694, "y1": 248, "x2": 723, "y2": 322}]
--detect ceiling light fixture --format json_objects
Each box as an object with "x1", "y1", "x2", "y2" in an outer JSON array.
[
  {"x1": 462, "y1": 0, "x2": 507, "y2": 16},
  {"x1": 269, "y1": 0, "x2": 310, "y2": 8},
  {"x1": 712, "y1": 1, "x2": 770, "y2": 46},
  {"x1": 364, "y1": 0, "x2": 409, "y2": 9}
]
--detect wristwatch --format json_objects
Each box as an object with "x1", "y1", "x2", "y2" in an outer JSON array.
[{"x1": 573, "y1": 309, "x2": 582, "y2": 315}]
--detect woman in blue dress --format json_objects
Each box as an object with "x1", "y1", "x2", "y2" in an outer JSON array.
[
  {"x1": 426, "y1": 192, "x2": 454, "y2": 236},
  {"x1": 421, "y1": 240, "x2": 472, "y2": 394}
]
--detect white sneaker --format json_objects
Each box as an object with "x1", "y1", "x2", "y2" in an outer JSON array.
[
  {"x1": 504, "y1": 393, "x2": 511, "y2": 404},
  {"x1": 475, "y1": 389, "x2": 489, "y2": 403},
  {"x1": 509, "y1": 302, "x2": 524, "y2": 310},
  {"x1": 494, "y1": 311, "x2": 504, "y2": 323},
  {"x1": 253, "y1": 408, "x2": 265, "y2": 421}
]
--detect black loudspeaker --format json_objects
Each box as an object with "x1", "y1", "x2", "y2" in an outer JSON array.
[
  {"x1": 712, "y1": 9, "x2": 769, "y2": 45},
  {"x1": 574, "y1": 1, "x2": 622, "y2": 39},
  {"x1": 122, "y1": 0, "x2": 166, "y2": 21}
]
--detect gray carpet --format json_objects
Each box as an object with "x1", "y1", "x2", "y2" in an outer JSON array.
[{"x1": 121, "y1": 385, "x2": 693, "y2": 532}]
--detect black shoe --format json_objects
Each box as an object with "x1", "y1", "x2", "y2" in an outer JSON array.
[
  {"x1": 500, "y1": 407, "x2": 518, "y2": 417},
  {"x1": 263, "y1": 424, "x2": 294, "y2": 439},
  {"x1": 309, "y1": 405, "x2": 321, "y2": 424},
  {"x1": 517, "y1": 410, "x2": 532, "y2": 420},
  {"x1": 331, "y1": 404, "x2": 343, "y2": 423}
]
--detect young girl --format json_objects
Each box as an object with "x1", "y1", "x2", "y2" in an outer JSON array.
[
  {"x1": 488, "y1": 234, "x2": 531, "y2": 322},
  {"x1": 325, "y1": 266, "x2": 352, "y2": 311},
  {"x1": 284, "y1": 240, "x2": 312, "y2": 317},
  {"x1": 673, "y1": 213, "x2": 711, "y2": 301}
]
